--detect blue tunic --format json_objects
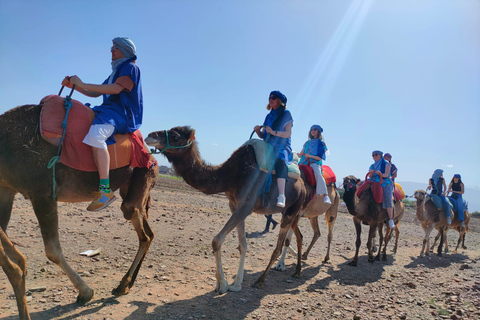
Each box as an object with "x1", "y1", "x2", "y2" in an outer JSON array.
[
  {"x1": 91, "y1": 62, "x2": 143, "y2": 144},
  {"x1": 262, "y1": 108, "x2": 293, "y2": 164}
]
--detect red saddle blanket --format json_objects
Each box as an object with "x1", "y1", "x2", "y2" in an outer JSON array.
[
  {"x1": 299, "y1": 164, "x2": 336, "y2": 187},
  {"x1": 39, "y1": 95, "x2": 155, "y2": 172},
  {"x1": 356, "y1": 180, "x2": 384, "y2": 204}
]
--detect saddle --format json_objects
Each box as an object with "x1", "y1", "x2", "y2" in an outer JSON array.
[
  {"x1": 39, "y1": 95, "x2": 155, "y2": 172},
  {"x1": 298, "y1": 164, "x2": 336, "y2": 188},
  {"x1": 356, "y1": 179, "x2": 383, "y2": 204}
]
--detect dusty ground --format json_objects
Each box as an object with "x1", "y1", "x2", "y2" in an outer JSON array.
[{"x1": 1, "y1": 176, "x2": 479, "y2": 320}]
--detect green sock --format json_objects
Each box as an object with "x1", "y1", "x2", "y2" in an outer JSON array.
[{"x1": 99, "y1": 179, "x2": 110, "y2": 192}]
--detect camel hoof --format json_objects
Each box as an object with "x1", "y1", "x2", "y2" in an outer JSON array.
[
  {"x1": 382, "y1": 255, "x2": 387, "y2": 261},
  {"x1": 437, "y1": 253, "x2": 442, "y2": 257},
  {"x1": 215, "y1": 279, "x2": 229, "y2": 294},
  {"x1": 348, "y1": 260, "x2": 358, "y2": 267},
  {"x1": 368, "y1": 258, "x2": 375, "y2": 264},
  {"x1": 76, "y1": 288, "x2": 94, "y2": 305},
  {"x1": 252, "y1": 279, "x2": 264, "y2": 289},
  {"x1": 301, "y1": 254, "x2": 308, "y2": 261},
  {"x1": 273, "y1": 262, "x2": 286, "y2": 272},
  {"x1": 292, "y1": 272, "x2": 302, "y2": 279},
  {"x1": 374, "y1": 256, "x2": 380, "y2": 261},
  {"x1": 323, "y1": 257, "x2": 330, "y2": 264},
  {"x1": 228, "y1": 284, "x2": 242, "y2": 292},
  {"x1": 112, "y1": 284, "x2": 130, "y2": 297}
]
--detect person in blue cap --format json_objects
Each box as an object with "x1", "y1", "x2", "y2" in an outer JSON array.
[
  {"x1": 368, "y1": 150, "x2": 395, "y2": 229},
  {"x1": 298, "y1": 124, "x2": 331, "y2": 204},
  {"x1": 427, "y1": 169, "x2": 452, "y2": 225},
  {"x1": 447, "y1": 174, "x2": 465, "y2": 227},
  {"x1": 61, "y1": 37, "x2": 143, "y2": 211},
  {"x1": 254, "y1": 90, "x2": 293, "y2": 208}
]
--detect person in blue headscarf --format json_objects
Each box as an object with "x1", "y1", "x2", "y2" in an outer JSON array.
[
  {"x1": 254, "y1": 90, "x2": 293, "y2": 208},
  {"x1": 427, "y1": 169, "x2": 452, "y2": 224},
  {"x1": 298, "y1": 124, "x2": 330, "y2": 204},
  {"x1": 447, "y1": 174, "x2": 465, "y2": 227},
  {"x1": 368, "y1": 150, "x2": 395, "y2": 229},
  {"x1": 61, "y1": 37, "x2": 143, "y2": 211}
]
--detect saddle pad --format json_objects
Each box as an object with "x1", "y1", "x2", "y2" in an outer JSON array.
[
  {"x1": 356, "y1": 180, "x2": 383, "y2": 204},
  {"x1": 394, "y1": 183, "x2": 405, "y2": 201},
  {"x1": 40, "y1": 95, "x2": 154, "y2": 172}
]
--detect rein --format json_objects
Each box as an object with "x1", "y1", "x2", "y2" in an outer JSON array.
[
  {"x1": 47, "y1": 85, "x2": 76, "y2": 200},
  {"x1": 149, "y1": 130, "x2": 193, "y2": 154}
]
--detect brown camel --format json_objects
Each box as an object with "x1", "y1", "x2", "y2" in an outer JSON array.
[
  {"x1": 430, "y1": 209, "x2": 470, "y2": 253},
  {"x1": 413, "y1": 189, "x2": 456, "y2": 257},
  {"x1": 0, "y1": 103, "x2": 158, "y2": 319},
  {"x1": 145, "y1": 126, "x2": 306, "y2": 293},
  {"x1": 342, "y1": 175, "x2": 405, "y2": 266},
  {"x1": 274, "y1": 180, "x2": 340, "y2": 271}
]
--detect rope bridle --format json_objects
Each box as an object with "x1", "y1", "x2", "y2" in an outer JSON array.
[{"x1": 149, "y1": 130, "x2": 194, "y2": 154}]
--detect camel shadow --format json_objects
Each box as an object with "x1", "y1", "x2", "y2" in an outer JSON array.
[
  {"x1": 146, "y1": 265, "x2": 322, "y2": 320},
  {"x1": 404, "y1": 252, "x2": 471, "y2": 270}
]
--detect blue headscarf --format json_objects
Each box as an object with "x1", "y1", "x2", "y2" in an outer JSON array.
[
  {"x1": 113, "y1": 37, "x2": 137, "y2": 59},
  {"x1": 432, "y1": 169, "x2": 443, "y2": 186},
  {"x1": 269, "y1": 90, "x2": 287, "y2": 105},
  {"x1": 310, "y1": 124, "x2": 323, "y2": 134},
  {"x1": 454, "y1": 173, "x2": 461, "y2": 179}
]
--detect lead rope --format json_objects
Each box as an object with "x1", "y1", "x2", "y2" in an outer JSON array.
[{"x1": 47, "y1": 85, "x2": 75, "y2": 200}]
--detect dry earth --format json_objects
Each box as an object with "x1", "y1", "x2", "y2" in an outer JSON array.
[{"x1": 1, "y1": 176, "x2": 479, "y2": 320}]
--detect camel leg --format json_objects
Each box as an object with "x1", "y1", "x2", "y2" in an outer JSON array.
[
  {"x1": 212, "y1": 202, "x2": 253, "y2": 294},
  {"x1": 443, "y1": 228, "x2": 449, "y2": 253},
  {"x1": 112, "y1": 211, "x2": 153, "y2": 296},
  {"x1": 31, "y1": 196, "x2": 94, "y2": 304},
  {"x1": 461, "y1": 232, "x2": 467, "y2": 250},
  {"x1": 0, "y1": 228, "x2": 30, "y2": 320},
  {"x1": 323, "y1": 212, "x2": 336, "y2": 263},
  {"x1": 430, "y1": 230, "x2": 440, "y2": 252},
  {"x1": 274, "y1": 227, "x2": 294, "y2": 271},
  {"x1": 381, "y1": 224, "x2": 392, "y2": 261},
  {"x1": 301, "y1": 217, "x2": 320, "y2": 261},
  {"x1": 228, "y1": 221, "x2": 247, "y2": 292},
  {"x1": 437, "y1": 227, "x2": 445, "y2": 256},
  {"x1": 253, "y1": 209, "x2": 303, "y2": 288},
  {"x1": 454, "y1": 230, "x2": 463, "y2": 253},
  {"x1": 393, "y1": 225, "x2": 400, "y2": 254},
  {"x1": 372, "y1": 225, "x2": 382, "y2": 262},
  {"x1": 420, "y1": 224, "x2": 434, "y2": 257},
  {"x1": 112, "y1": 168, "x2": 155, "y2": 296},
  {"x1": 348, "y1": 217, "x2": 362, "y2": 267}
]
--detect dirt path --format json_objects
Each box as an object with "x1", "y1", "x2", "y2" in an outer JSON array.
[{"x1": 1, "y1": 176, "x2": 479, "y2": 320}]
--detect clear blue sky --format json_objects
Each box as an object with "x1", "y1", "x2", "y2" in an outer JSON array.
[{"x1": 1, "y1": 1, "x2": 479, "y2": 191}]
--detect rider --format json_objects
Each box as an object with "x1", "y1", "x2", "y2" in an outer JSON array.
[
  {"x1": 427, "y1": 169, "x2": 452, "y2": 225},
  {"x1": 368, "y1": 150, "x2": 395, "y2": 229},
  {"x1": 254, "y1": 90, "x2": 293, "y2": 208},
  {"x1": 62, "y1": 37, "x2": 143, "y2": 211},
  {"x1": 447, "y1": 174, "x2": 465, "y2": 227},
  {"x1": 298, "y1": 124, "x2": 331, "y2": 204}
]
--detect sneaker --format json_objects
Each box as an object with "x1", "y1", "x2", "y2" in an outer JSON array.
[
  {"x1": 323, "y1": 195, "x2": 331, "y2": 204},
  {"x1": 276, "y1": 194, "x2": 286, "y2": 208},
  {"x1": 461, "y1": 221, "x2": 465, "y2": 228},
  {"x1": 87, "y1": 189, "x2": 117, "y2": 211},
  {"x1": 272, "y1": 221, "x2": 278, "y2": 230},
  {"x1": 447, "y1": 217, "x2": 451, "y2": 225},
  {"x1": 388, "y1": 219, "x2": 395, "y2": 229}
]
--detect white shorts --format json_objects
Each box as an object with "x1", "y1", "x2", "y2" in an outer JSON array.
[{"x1": 82, "y1": 124, "x2": 115, "y2": 149}]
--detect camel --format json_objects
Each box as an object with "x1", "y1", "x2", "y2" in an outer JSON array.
[
  {"x1": 430, "y1": 209, "x2": 470, "y2": 254},
  {"x1": 273, "y1": 180, "x2": 340, "y2": 271},
  {"x1": 342, "y1": 175, "x2": 405, "y2": 266},
  {"x1": 0, "y1": 103, "x2": 158, "y2": 319},
  {"x1": 145, "y1": 126, "x2": 307, "y2": 293},
  {"x1": 413, "y1": 189, "x2": 455, "y2": 257}
]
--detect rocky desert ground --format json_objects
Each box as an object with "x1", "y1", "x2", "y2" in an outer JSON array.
[{"x1": 1, "y1": 175, "x2": 479, "y2": 320}]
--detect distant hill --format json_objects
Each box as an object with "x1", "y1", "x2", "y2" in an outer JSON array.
[{"x1": 396, "y1": 181, "x2": 480, "y2": 213}]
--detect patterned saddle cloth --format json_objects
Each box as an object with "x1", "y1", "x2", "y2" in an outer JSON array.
[{"x1": 39, "y1": 95, "x2": 155, "y2": 172}]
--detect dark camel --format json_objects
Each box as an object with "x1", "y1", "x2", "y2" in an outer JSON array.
[
  {"x1": 342, "y1": 175, "x2": 404, "y2": 266},
  {"x1": 145, "y1": 126, "x2": 306, "y2": 293},
  {"x1": 413, "y1": 189, "x2": 455, "y2": 257},
  {"x1": 0, "y1": 103, "x2": 158, "y2": 320},
  {"x1": 274, "y1": 180, "x2": 340, "y2": 271}
]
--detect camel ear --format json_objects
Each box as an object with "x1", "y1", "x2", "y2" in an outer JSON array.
[{"x1": 189, "y1": 129, "x2": 196, "y2": 141}]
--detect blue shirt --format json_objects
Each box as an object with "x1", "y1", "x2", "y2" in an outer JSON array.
[
  {"x1": 92, "y1": 62, "x2": 143, "y2": 144},
  {"x1": 262, "y1": 108, "x2": 293, "y2": 164}
]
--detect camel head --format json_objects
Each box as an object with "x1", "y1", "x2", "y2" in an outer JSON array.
[
  {"x1": 145, "y1": 126, "x2": 196, "y2": 160},
  {"x1": 343, "y1": 175, "x2": 360, "y2": 192},
  {"x1": 413, "y1": 189, "x2": 426, "y2": 202}
]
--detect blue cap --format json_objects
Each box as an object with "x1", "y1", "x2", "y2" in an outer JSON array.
[{"x1": 269, "y1": 90, "x2": 287, "y2": 105}]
